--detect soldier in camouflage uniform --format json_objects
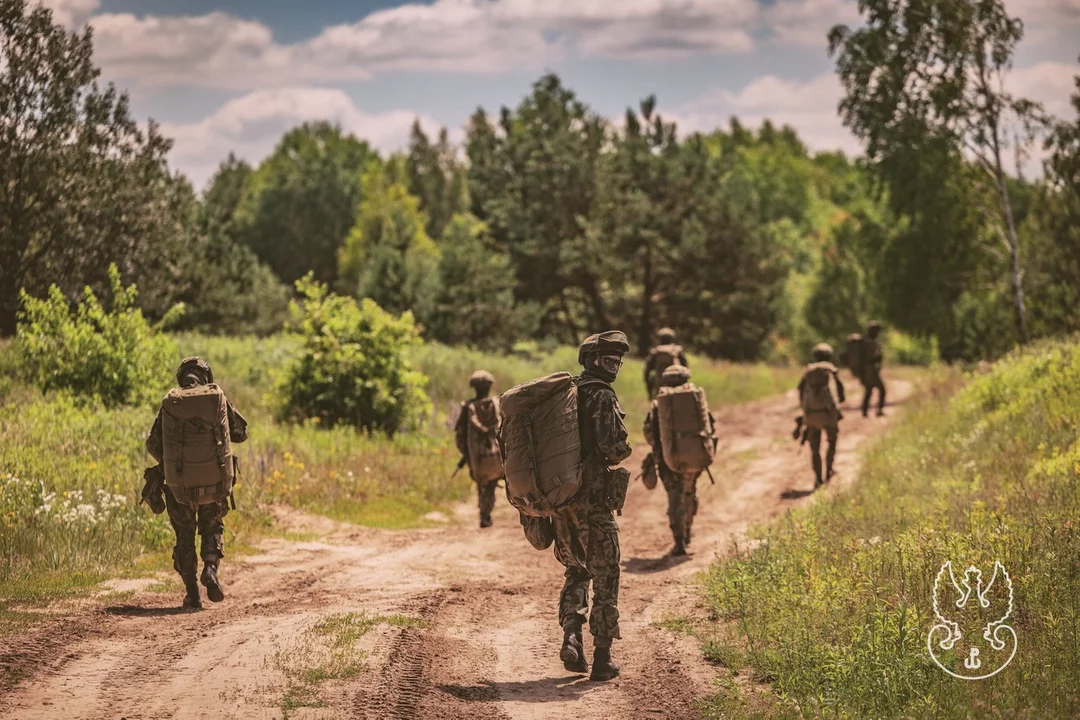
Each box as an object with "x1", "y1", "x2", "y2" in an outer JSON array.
[
  {"x1": 454, "y1": 370, "x2": 500, "y2": 528},
  {"x1": 643, "y1": 365, "x2": 716, "y2": 556},
  {"x1": 861, "y1": 321, "x2": 886, "y2": 418},
  {"x1": 797, "y1": 344, "x2": 846, "y2": 488},
  {"x1": 643, "y1": 327, "x2": 688, "y2": 398},
  {"x1": 145, "y1": 358, "x2": 249, "y2": 609},
  {"x1": 548, "y1": 331, "x2": 633, "y2": 681}
]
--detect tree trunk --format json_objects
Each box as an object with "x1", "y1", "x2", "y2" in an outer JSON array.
[
  {"x1": 638, "y1": 247, "x2": 654, "y2": 357},
  {"x1": 995, "y1": 166, "x2": 1028, "y2": 344}
]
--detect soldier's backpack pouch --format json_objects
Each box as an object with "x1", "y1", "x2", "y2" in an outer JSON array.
[
  {"x1": 519, "y1": 511, "x2": 555, "y2": 550},
  {"x1": 605, "y1": 466, "x2": 631, "y2": 515},
  {"x1": 641, "y1": 452, "x2": 658, "y2": 490},
  {"x1": 140, "y1": 465, "x2": 166, "y2": 515}
]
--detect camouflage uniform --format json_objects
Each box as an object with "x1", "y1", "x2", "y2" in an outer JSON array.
[
  {"x1": 643, "y1": 328, "x2": 688, "y2": 398},
  {"x1": 145, "y1": 358, "x2": 248, "y2": 606},
  {"x1": 553, "y1": 369, "x2": 632, "y2": 642},
  {"x1": 643, "y1": 399, "x2": 713, "y2": 554},
  {"x1": 861, "y1": 323, "x2": 886, "y2": 417},
  {"x1": 797, "y1": 345, "x2": 845, "y2": 487},
  {"x1": 454, "y1": 370, "x2": 500, "y2": 527}
]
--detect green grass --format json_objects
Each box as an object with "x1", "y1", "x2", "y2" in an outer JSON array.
[
  {"x1": 696, "y1": 339, "x2": 1080, "y2": 719},
  {"x1": 0, "y1": 333, "x2": 798, "y2": 618}
]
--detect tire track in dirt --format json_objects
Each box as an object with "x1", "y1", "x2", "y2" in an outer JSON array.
[{"x1": 0, "y1": 382, "x2": 912, "y2": 719}]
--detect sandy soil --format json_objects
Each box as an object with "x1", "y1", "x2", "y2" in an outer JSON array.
[{"x1": 0, "y1": 380, "x2": 912, "y2": 720}]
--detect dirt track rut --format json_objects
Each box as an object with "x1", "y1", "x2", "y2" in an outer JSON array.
[{"x1": 1, "y1": 381, "x2": 911, "y2": 719}]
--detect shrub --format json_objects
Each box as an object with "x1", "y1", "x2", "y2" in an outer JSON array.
[
  {"x1": 14, "y1": 265, "x2": 180, "y2": 406},
  {"x1": 279, "y1": 276, "x2": 432, "y2": 434}
]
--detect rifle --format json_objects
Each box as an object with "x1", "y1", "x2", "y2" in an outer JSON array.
[
  {"x1": 451, "y1": 456, "x2": 468, "y2": 479},
  {"x1": 704, "y1": 466, "x2": 716, "y2": 485}
]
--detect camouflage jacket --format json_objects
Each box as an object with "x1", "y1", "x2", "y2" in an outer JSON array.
[
  {"x1": 453, "y1": 399, "x2": 472, "y2": 458},
  {"x1": 577, "y1": 371, "x2": 632, "y2": 489},
  {"x1": 145, "y1": 394, "x2": 250, "y2": 464},
  {"x1": 644, "y1": 344, "x2": 689, "y2": 385}
]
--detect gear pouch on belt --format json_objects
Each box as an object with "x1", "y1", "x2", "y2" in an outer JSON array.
[
  {"x1": 605, "y1": 467, "x2": 631, "y2": 515},
  {"x1": 520, "y1": 513, "x2": 555, "y2": 550},
  {"x1": 140, "y1": 465, "x2": 166, "y2": 515}
]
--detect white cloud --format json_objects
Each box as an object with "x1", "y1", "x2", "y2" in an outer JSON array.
[
  {"x1": 669, "y1": 73, "x2": 862, "y2": 155},
  {"x1": 161, "y1": 88, "x2": 441, "y2": 188},
  {"x1": 1009, "y1": 61, "x2": 1078, "y2": 120},
  {"x1": 764, "y1": 0, "x2": 861, "y2": 49},
  {"x1": 77, "y1": 0, "x2": 761, "y2": 90},
  {"x1": 1006, "y1": 0, "x2": 1080, "y2": 25},
  {"x1": 38, "y1": 0, "x2": 99, "y2": 27}
]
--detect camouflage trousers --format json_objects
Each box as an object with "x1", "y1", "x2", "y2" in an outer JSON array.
[
  {"x1": 807, "y1": 426, "x2": 839, "y2": 484},
  {"x1": 660, "y1": 469, "x2": 699, "y2": 546},
  {"x1": 861, "y1": 371, "x2": 886, "y2": 416},
  {"x1": 164, "y1": 486, "x2": 229, "y2": 579},
  {"x1": 552, "y1": 486, "x2": 621, "y2": 642},
  {"x1": 475, "y1": 478, "x2": 499, "y2": 522}
]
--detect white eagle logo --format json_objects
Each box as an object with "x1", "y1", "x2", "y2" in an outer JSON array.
[{"x1": 927, "y1": 560, "x2": 1017, "y2": 679}]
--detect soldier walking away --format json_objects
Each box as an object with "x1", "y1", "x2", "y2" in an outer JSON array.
[
  {"x1": 454, "y1": 370, "x2": 504, "y2": 528},
  {"x1": 644, "y1": 327, "x2": 688, "y2": 399},
  {"x1": 796, "y1": 344, "x2": 845, "y2": 489},
  {"x1": 861, "y1": 321, "x2": 887, "y2": 418},
  {"x1": 643, "y1": 365, "x2": 717, "y2": 556},
  {"x1": 142, "y1": 357, "x2": 248, "y2": 609},
  {"x1": 501, "y1": 331, "x2": 632, "y2": 682}
]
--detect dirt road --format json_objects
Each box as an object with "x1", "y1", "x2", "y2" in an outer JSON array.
[{"x1": 1, "y1": 381, "x2": 911, "y2": 720}]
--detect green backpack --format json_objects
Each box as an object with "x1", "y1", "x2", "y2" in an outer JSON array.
[
  {"x1": 800, "y1": 363, "x2": 840, "y2": 431},
  {"x1": 844, "y1": 333, "x2": 866, "y2": 379},
  {"x1": 161, "y1": 384, "x2": 234, "y2": 505}
]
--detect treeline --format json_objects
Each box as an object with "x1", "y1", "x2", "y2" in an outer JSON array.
[{"x1": 2, "y1": 0, "x2": 1079, "y2": 362}]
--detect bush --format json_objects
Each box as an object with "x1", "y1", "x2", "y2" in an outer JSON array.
[
  {"x1": 14, "y1": 265, "x2": 179, "y2": 406},
  {"x1": 279, "y1": 276, "x2": 432, "y2": 433}
]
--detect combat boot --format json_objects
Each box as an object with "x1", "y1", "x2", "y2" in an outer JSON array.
[
  {"x1": 671, "y1": 540, "x2": 687, "y2": 557},
  {"x1": 182, "y1": 575, "x2": 202, "y2": 609},
  {"x1": 590, "y1": 647, "x2": 620, "y2": 681},
  {"x1": 479, "y1": 513, "x2": 493, "y2": 529},
  {"x1": 559, "y1": 627, "x2": 588, "y2": 674},
  {"x1": 201, "y1": 561, "x2": 225, "y2": 603}
]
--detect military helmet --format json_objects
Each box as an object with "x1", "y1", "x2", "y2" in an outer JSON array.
[
  {"x1": 660, "y1": 364, "x2": 691, "y2": 387},
  {"x1": 577, "y1": 330, "x2": 630, "y2": 366},
  {"x1": 657, "y1": 327, "x2": 677, "y2": 343},
  {"x1": 811, "y1": 343, "x2": 834, "y2": 362},
  {"x1": 468, "y1": 370, "x2": 495, "y2": 389},
  {"x1": 867, "y1": 320, "x2": 882, "y2": 337},
  {"x1": 176, "y1": 356, "x2": 214, "y2": 387}
]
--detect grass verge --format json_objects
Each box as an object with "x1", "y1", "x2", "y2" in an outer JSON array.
[{"x1": 695, "y1": 340, "x2": 1080, "y2": 718}]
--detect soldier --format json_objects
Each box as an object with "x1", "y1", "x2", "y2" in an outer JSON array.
[
  {"x1": 541, "y1": 331, "x2": 632, "y2": 681},
  {"x1": 861, "y1": 321, "x2": 886, "y2": 417},
  {"x1": 643, "y1": 327, "x2": 688, "y2": 398},
  {"x1": 454, "y1": 370, "x2": 503, "y2": 528},
  {"x1": 796, "y1": 343, "x2": 845, "y2": 489},
  {"x1": 144, "y1": 357, "x2": 248, "y2": 609},
  {"x1": 643, "y1": 365, "x2": 716, "y2": 556}
]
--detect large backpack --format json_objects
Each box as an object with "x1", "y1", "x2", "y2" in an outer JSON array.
[
  {"x1": 656, "y1": 383, "x2": 715, "y2": 474},
  {"x1": 498, "y1": 372, "x2": 583, "y2": 517},
  {"x1": 467, "y1": 397, "x2": 504, "y2": 483},
  {"x1": 800, "y1": 363, "x2": 840, "y2": 431},
  {"x1": 161, "y1": 384, "x2": 234, "y2": 505},
  {"x1": 844, "y1": 333, "x2": 866, "y2": 379},
  {"x1": 648, "y1": 344, "x2": 684, "y2": 396}
]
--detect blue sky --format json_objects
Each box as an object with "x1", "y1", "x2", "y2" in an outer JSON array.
[{"x1": 43, "y1": 0, "x2": 1080, "y2": 187}]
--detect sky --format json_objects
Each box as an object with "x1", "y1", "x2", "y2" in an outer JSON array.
[{"x1": 39, "y1": 0, "x2": 1080, "y2": 189}]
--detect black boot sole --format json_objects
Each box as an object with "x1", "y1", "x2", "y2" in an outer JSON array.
[
  {"x1": 560, "y1": 637, "x2": 588, "y2": 673},
  {"x1": 201, "y1": 568, "x2": 225, "y2": 603},
  {"x1": 590, "y1": 666, "x2": 620, "y2": 681}
]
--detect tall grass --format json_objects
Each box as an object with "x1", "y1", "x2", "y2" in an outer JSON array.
[
  {"x1": 698, "y1": 339, "x2": 1080, "y2": 719},
  {"x1": 1, "y1": 334, "x2": 798, "y2": 609}
]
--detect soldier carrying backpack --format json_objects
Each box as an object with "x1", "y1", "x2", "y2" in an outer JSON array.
[
  {"x1": 644, "y1": 327, "x2": 688, "y2": 399},
  {"x1": 643, "y1": 365, "x2": 717, "y2": 556},
  {"x1": 454, "y1": 370, "x2": 505, "y2": 528},
  {"x1": 796, "y1": 343, "x2": 846, "y2": 489},
  {"x1": 143, "y1": 357, "x2": 248, "y2": 609},
  {"x1": 500, "y1": 331, "x2": 632, "y2": 682},
  {"x1": 860, "y1": 321, "x2": 887, "y2": 418}
]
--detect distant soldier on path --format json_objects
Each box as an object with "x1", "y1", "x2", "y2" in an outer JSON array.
[
  {"x1": 454, "y1": 370, "x2": 504, "y2": 528},
  {"x1": 643, "y1": 365, "x2": 717, "y2": 556},
  {"x1": 795, "y1": 343, "x2": 845, "y2": 489},
  {"x1": 861, "y1": 321, "x2": 886, "y2": 417},
  {"x1": 143, "y1": 357, "x2": 248, "y2": 609},
  {"x1": 643, "y1": 327, "x2": 688, "y2": 399}
]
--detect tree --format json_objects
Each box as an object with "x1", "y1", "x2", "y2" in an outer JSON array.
[
  {"x1": 232, "y1": 122, "x2": 373, "y2": 286},
  {"x1": 338, "y1": 162, "x2": 441, "y2": 327},
  {"x1": 829, "y1": 0, "x2": 1044, "y2": 343},
  {"x1": 0, "y1": 0, "x2": 180, "y2": 334},
  {"x1": 428, "y1": 213, "x2": 534, "y2": 350},
  {"x1": 405, "y1": 121, "x2": 468, "y2": 240}
]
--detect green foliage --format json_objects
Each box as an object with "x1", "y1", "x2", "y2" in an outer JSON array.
[
  {"x1": 233, "y1": 122, "x2": 374, "y2": 286},
  {"x1": 405, "y1": 121, "x2": 469, "y2": 240},
  {"x1": 338, "y1": 162, "x2": 441, "y2": 325},
  {"x1": 14, "y1": 266, "x2": 179, "y2": 406},
  {"x1": 700, "y1": 340, "x2": 1080, "y2": 717},
  {"x1": 279, "y1": 276, "x2": 432, "y2": 434},
  {"x1": 428, "y1": 213, "x2": 535, "y2": 350},
  {"x1": 0, "y1": 0, "x2": 185, "y2": 335}
]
